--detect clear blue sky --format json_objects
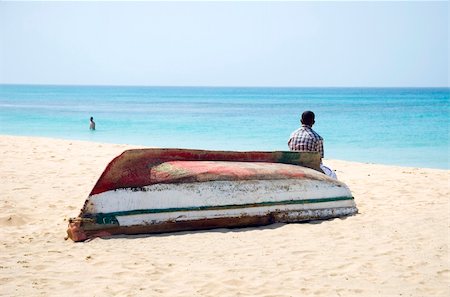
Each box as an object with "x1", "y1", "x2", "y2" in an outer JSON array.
[{"x1": 0, "y1": 1, "x2": 448, "y2": 87}]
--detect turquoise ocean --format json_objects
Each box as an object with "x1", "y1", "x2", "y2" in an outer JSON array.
[{"x1": 0, "y1": 85, "x2": 448, "y2": 169}]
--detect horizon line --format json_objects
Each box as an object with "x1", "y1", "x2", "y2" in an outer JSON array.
[{"x1": 1, "y1": 83, "x2": 449, "y2": 89}]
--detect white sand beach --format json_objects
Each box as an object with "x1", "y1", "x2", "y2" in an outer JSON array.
[{"x1": 0, "y1": 135, "x2": 448, "y2": 297}]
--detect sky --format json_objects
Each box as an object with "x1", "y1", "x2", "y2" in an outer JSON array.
[{"x1": 0, "y1": 1, "x2": 448, "y2": 87}]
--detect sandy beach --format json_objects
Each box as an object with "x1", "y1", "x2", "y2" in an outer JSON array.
[{"x1": 0, "y1": 135, "x2": 448, "y2": 297}]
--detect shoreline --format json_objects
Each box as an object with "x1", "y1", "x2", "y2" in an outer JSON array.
[
  {"x1": 0, "y1": 135, "x2": 448, "y2": 296},
  {"x1": 1, "y1": 134, "x2": 447, "y2": 171}
]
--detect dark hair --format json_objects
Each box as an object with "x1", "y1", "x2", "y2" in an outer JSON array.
[
  {"x1": 90, "y1": 117, "x2": 94, "y2": 121},
  {"x1": 301, "y1": 111, "x2": 315, "y2": 126}
]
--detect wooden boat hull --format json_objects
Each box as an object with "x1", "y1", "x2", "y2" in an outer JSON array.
[{"x1": 67, "y1": 149, "x2": 357, "y2": 242}]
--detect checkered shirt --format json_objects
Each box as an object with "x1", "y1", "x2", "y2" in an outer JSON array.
[{"x1": 288, "y1": 125, "x2": 324, "y2": 158}]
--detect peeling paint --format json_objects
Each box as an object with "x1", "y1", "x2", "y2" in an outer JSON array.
[{"x1": 67, "y1": 149, "x2": 357, "y2": 242}]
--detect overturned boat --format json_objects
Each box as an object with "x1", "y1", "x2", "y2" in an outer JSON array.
[{"x1": 67, "y1": 149, "x2": 357, "y2": 242}]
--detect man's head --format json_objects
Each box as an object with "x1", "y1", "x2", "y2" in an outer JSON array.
[{"x1": 301, "y1": 111, "x2": 315, "y2": 126}]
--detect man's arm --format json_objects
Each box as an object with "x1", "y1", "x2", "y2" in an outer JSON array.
[
  {"x1": 317, "y1": 139, "x2": 324, "y2": 158},
  {"x1": 288, "y1": 137, "x2": 294, "y2": 150}
]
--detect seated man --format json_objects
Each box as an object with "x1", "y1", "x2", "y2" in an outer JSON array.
[{"x1": 288, "y1": 110, "x2": 337, "y2": 179}]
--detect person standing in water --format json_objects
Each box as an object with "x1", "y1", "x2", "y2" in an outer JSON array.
[
  {"x1": 288, "y1": 110, "x2": 337, "y2": 179},
  {"x1": 89, "y1": 117, "x2": 96, "y2": 130}
]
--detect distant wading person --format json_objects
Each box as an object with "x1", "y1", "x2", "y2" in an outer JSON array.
[
  {"x1": 89, "y1": 117, "x2": 96, "y2": 130},
  {"x1": 288, "y1": 111, "x2": 337, "y2": 179}
]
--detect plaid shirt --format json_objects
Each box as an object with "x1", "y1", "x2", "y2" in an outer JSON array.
[{"x1": 288, "y1": 125, "x2": 324, "y2": 158}]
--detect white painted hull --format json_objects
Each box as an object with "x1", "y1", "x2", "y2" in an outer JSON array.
[
  {"x1": 87, "y1": 179, "x2": 352, "y2": 213},
  {"x1": 85, "y1": 179, "x2": 354, "y2": 227},
  {"x1": 115, "y1": 202, "x2": 356, "y2": 227}
]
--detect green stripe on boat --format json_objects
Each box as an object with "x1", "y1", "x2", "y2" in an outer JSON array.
[{"x1": 90, "y1": 196, "x2": 354, "y2": 225}]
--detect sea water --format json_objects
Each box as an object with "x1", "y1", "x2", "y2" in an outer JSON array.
[{"x1": 0, "y1": 85, "x2": 448, "y2": 169}]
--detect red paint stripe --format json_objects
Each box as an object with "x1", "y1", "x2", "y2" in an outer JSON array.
[{"x1": 150, "y1": 161, "x2": 307, "y2": 183}]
